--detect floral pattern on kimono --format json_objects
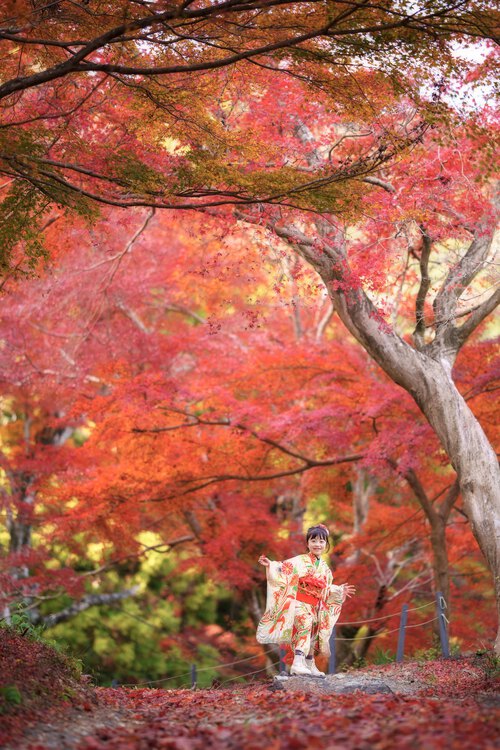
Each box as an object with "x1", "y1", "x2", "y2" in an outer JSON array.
[{"x1": 256, "y1": 553, "x2": 347, "y2": 656}]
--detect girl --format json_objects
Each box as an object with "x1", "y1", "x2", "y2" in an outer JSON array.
[{"x1": 256, "y1": 524, "x2": 355, "y2": 677}]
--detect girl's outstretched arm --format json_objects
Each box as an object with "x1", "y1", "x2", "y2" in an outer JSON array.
[{"x1": 258, "y1": 555, "x2": 271, "y2": 567}]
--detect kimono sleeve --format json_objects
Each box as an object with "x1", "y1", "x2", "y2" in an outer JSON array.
[
  {"x1": 256, "y1": 557, "x2": 300, "y2": 646},
  {"x1": 262, "y1": 558, "x2": 298, "y2": 611},
  {"x1": 326, "y1": 583, "x2": 347, "y2": 607}
]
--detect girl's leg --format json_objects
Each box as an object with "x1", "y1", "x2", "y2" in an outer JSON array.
[
  {"x1": 290, "y1": 603, "x2": 315, "y2": 676},
  {"x1": 291, "y1": 602, "x2": 315, "y2": 655},
  {"x1": 305, "y1": 617, "x2": 326, "y2": 677}
]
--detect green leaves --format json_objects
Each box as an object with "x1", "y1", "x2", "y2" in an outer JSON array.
[
  {"x1": 1, "y1": 606, "x2": 46, "y2": 642},
  {"x1": 0, "y1": 685, "x2": 22, "y2": 709},
  {"x1": 0, "y1": 182, "x2": 49, "y2": 275}
]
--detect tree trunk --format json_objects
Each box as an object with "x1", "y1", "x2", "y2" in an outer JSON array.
[
  {"x1": 5, "y1": 475, "x2": 35, "y2": 607},
  {"x1": 428, "y1": 514, "x2": 450, "y2": 640},
  {"x1": 400, "y1": 468, "x2": 458, "y2": 635},
  {"x1": 346, "y1": 467, "x2": 374, "y2": 565},
  {"x1": 333, "y1": 297, "x2": 500, "y2": 652},
  {"x1": 412, "y1": 361, "x2": 500, "y2": 653},
  {"x1": 353, "y1": 468, "x2": 373, "y2": 534}
]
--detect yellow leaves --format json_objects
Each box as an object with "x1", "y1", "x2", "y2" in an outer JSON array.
[
  {"x1": 86, "y1": 542, "x2": 106, "y2": 562},
  {"x1": 160, "y1": 136, "x2": 191, "y2": 156}
]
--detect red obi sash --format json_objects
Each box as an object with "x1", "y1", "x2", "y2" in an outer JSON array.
[
  {"x1": 296, "y1": 574, "x2": 326, "y2": 607},
  {"x1": 296, "y1": 590, "x2": 321, "y2": 606}
]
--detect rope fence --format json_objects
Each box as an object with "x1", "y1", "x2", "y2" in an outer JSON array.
[
  {"x1": 119, "y1": 653, "x2": 266, "y2": 687},
  {"x1": 218, "y1": 660, "x2": 280, "y2": 686},
  {"x1": 333, "y1": 616, "x2": 439, "y2": 640},
  {"x1": 117, "y1": 592, "x2": 450, "y2": 688},
  {"x1": 338, "y1": 600, "x2": 434, "y2": 626},
  {"x1": 325, "y1": 592, "x2": 450, "y2": 675}
]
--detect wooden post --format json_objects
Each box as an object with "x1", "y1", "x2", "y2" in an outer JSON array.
[
  {"x1": 279, "y1": 647, "x2": 286, "y2": 675},
  {"x1": 396, "y1": 604, "x2": 408, "y2": 662},
  {"x1": 436, "y1": 591, "x2": 450, "y2": 658}
]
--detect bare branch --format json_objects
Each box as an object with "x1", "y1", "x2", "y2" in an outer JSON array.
[
  {"x1": 362, "y1": 176, "x2": 395, "y2": 193},
  {"x1": 438, "y1": 478, "x2": 460, "y2": 521},
  {"x1": 162, "y1": 304, "x2": 205, "y2": 325},
  {"x1": 315, "y1": 299, "x2": 335, "y2": 342},
  {"x1": 456, "y1": 286, "x2": 500, "y2": 348},
  {"x1": 432, "y1": 209, "x2": 497, "y2": 350},
  {"x1": 36, "y1": 587, "x2": 140, "y2": 628},
  {"x1": 115, "y1": 300, "x2": 151, "y2": 335},
  {"x1": 413, "y1": 226, "x2": 432, "y2": 350},
  {"x1": 388, "y1": 458, "x2": 436, "y2": 521}
]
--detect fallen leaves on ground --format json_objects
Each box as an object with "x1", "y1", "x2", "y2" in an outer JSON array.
[
  {"x1": 4, "y1": 656, "x2": 499, "y2": 750},
  {"x1": 0, "y1": 629, "x2": 93, "y2": 747},
  {"x1": 77, "y1": 681, "x2": 498, "y2": 750}
]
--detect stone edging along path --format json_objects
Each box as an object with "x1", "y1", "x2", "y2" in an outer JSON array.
[
  {"x1": 272, "y1": 658, "x2": 500, "y2": 704},
  {"x1": 274, "y1": 672, "x2": 400, "y2": 695},
  {"x1": 272, "y1": 669, "x2": 422, "y2": 695}
]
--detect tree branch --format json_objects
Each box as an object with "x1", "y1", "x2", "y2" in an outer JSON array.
[
  {"x1": 438, "y1": 478, "x2": 460, "y2": 521},
  {"x1": 388, "y1": 458, "x2": 436, "y2": 521},
  {"x1": 432, "y1": 206, "x2": 497, "y2": 350},
  {"x1": 362, "y1": 176, "x2": 395, "y2": 193},
  {"x1": 412, "y1": 225, "x2": 433, "y2": 350},
  {"x1": 133, "y1": 408, "x2": 361, "y2": 469},
  {"x1": 36, "y1": 587, "x2": 140, "y2": 628},
  {"x1": 456, "y1": 286, "x2": 500, "y2": 348},
  {"x1": 173, "y1": 453, "x2": 363, "y2": 496}
]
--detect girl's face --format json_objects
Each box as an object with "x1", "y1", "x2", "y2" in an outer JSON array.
[{"x1": 307, "y1": 535, "x2": 327, "y2": 556}]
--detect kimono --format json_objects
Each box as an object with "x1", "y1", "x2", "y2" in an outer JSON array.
[{"x1": 256, "y1": 553, "x2": 347, "y2": 656}]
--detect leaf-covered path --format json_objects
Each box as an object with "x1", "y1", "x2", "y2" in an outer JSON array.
[{"x1": 9, "y1": 659, "x2": 500, "y2": 750}]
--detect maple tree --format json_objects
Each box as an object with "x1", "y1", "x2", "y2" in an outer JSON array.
[
  {"x1": 273, "y1": 140, "x2": 500, "y2": 650},
  {"x1": 0, "y1": 175, "x2": 496, "y2": 669},
  {"x1": 0, "y1": 2, "x2": 498, "y2": 657}
]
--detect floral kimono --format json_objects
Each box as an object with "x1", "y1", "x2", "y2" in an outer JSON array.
[{"x1": 256, "y1": 553, "x2": 347, "y2": 656}]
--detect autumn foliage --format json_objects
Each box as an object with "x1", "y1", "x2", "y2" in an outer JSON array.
[
  {"x1": 1, "y1": 129, "x2": 497, "y2": 667},
  {"x1": 0, "y1": 0, "x2": 499, "y2": 688}
]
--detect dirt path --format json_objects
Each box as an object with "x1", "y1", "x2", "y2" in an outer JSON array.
[
  {"x1": 6, "y1": 658, "x2": 500, "y2": 750},
  {"x1": 8, "y1": 704, "x2": 143, "y2": 750}
]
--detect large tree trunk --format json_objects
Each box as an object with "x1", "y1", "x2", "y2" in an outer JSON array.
[
  {"x1": 413, "y1": 362, "x2": 499, "y2": 575},
  {"x1": 274, "y1": 219, "x2": 500, "y2": 652},
  {"x1": 413, "y1": 361, "x2": 500, "y2": 652},
  {"x1": 333, "y1": 295, "x2": 500, "y2": 653}
]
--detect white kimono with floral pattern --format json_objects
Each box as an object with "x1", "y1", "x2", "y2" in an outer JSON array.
[{"x1": 256, "y1": 553, "x2": 347, "y2": 656}]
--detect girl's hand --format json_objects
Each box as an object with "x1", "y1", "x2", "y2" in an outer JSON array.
[
  {"x1": 343, "y1": 584, "x2": 356, "y2": 598},
  {"x1": 258, "y1": 555, "x2": 271, "y2": 567}
]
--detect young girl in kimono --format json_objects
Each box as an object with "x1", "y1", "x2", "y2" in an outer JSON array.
[{"x1": 256, "y1": 524, "x2": 355, "y2": 677}]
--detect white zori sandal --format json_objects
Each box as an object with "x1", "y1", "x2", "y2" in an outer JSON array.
[
  {"x1": 290, "y1": 653, "x2": 312, "y2": 676},
  {"x1": 305, "y1": 657, "x2": 326, "y2": 677}
]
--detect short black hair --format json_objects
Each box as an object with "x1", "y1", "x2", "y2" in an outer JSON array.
[{"x1": 306, "y1": 524, "x2": 330, "y2": 552}]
